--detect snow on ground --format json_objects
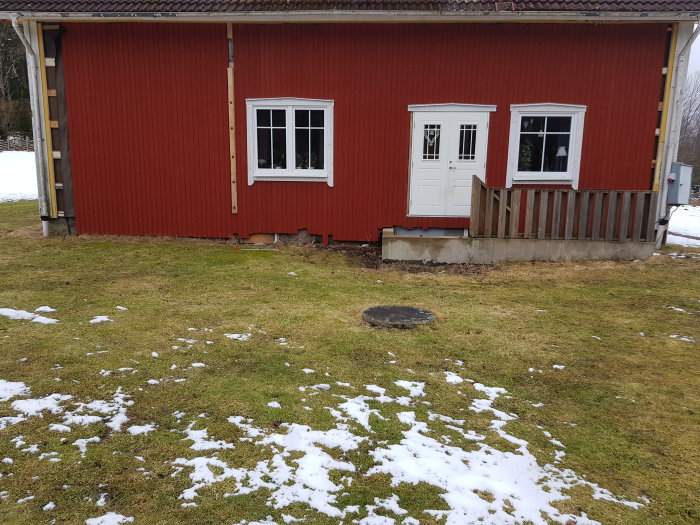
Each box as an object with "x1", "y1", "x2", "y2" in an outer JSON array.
[
  {"x1": 0, "y1": 322, "x2": 650, "y2": 524},
  {"x1": 0, "y1": 308, "x2": 59, "y2": 324},
  {"x1": 668, "y1": 205, "x2": 700, "y2": 247},
  {"x1": 0, "y1": 151, "x2": 38, "y2": 202}
]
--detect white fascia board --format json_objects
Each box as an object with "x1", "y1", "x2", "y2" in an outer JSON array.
[
  {"x1": 246, "y1": 97, "x2": 334, "y2": 106},
  {"x1": 408, "y1": 103, "x2": 497, "y2": 112},
  {"x1": 2, "y1": 10, "x2": 700, "y2": 22},
  {"x1": 511, "y1": 103, "x2": 587, "y2": 111}
]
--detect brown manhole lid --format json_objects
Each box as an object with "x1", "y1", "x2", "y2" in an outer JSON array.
[{"x1": 362, "y1": 305, "x2": 436, "y2": 329}]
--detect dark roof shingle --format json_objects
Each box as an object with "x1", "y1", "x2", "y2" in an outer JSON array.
[{"x1": 1, "y1": 0, "x2": 699, "y2": 13}]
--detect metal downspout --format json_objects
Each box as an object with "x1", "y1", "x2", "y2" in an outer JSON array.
[{"x1": 11, "y1": 15, "x2": 50, "y2": 235}]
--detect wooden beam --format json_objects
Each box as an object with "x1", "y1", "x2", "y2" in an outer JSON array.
[
  {"x1": 509, "y1": 189, "x2": 521, "y2": 238},
  {"x1": 469, "y1": 175, "x2": 481, "y2": 237},
  {"x1": 227, "y1": 23, "x2": 238, "y2": 214},
  {"x1": 523, "y1": 190, "x2": 534, "y2": 239},
  {"x1": 551, "y1": 191, "x2": 562, "y2": 240},
  {"x1": 564, "y1": 191, "x2": 575, "y2": 240},
  {"x1": 537, "y1": 191, "x2": 548, "y2": 240},
  {"x1": 497, "y1": 189, "x2": 507, "y2": 238},
  {"x1": 619, "y1": 192, "x2": 631, "y2": 241},
  {"x1": 38, "y1": 23, "x2": 58, "y2": 219}
]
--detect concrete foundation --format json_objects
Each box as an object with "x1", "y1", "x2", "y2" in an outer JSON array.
[
  {"x1": 46, "y1": 217, "x2": 76, "y2": 236},
  {"x1": 381, "y1": 228, "x2": 655, "y2": 264}
]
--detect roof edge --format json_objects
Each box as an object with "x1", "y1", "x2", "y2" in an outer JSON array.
[{"x1": 2, "y1": 10, "x2": 700, "y2": 22}]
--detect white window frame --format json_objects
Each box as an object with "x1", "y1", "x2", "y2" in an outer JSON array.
[
  {"x1": 506, "y1": 103, "x2": 586, "y2": 189},
  {"x1": 246, "y1": 98, "x2": 334, "y2": 186}
]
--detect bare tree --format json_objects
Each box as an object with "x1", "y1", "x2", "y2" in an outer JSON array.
[
  {"x1": 679, "y1": 71, "x2": 700, "y2": 185},
  {"x1": 0, "y1": 21, "x2": 30, "y2": 138}
]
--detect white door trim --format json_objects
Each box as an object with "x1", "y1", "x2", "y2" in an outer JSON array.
[{"x1": 408, "y1": 103, "x2": 497, "y2": 113}]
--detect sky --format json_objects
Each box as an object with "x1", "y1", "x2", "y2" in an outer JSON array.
[{"x1": 690, "y1": 36, "x2": 700, "y2": 74}]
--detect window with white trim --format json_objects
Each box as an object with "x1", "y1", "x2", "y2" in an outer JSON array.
[
  {"x1": 246, "y1": 98, "x2": 334, "y2": 186},
  {"x1": 506, "y1": 104, "x2": 586, "y2": 189}
]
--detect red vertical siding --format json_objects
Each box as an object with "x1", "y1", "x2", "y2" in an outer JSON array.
[
  {"x1": 62, "y1": 22, "x2": 668, "y2": 240},
  {"x1": 63, "y1": 23, "x2": 230, "y2": 237}
]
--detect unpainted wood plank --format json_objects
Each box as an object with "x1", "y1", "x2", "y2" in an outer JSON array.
[
  {"x1": 509, "y1": 190, "x2": 521, "y2": 238},
  {"x1": 618, "y1": 191, "x2": 631, "y2": 241},
  {"x1": 484, "y1": 189, "x2": 494, "y2": 238},
  {"x1": 564, "y1": 191, "x2": 575, "y2": 240},
  {"x1": 497, "y1": 189, "x2": 508, "y2": 238},
  {"x1": 469, "y1": 175, "x2": 482, "y2": 237},
  {"x1": 523, "y1": 190, "x2": 535, "y2": 239},
  {"x1": 591, "y1": 192, "x2": 603, "y2": 241},
  {"x1": 551, "y1": 191, "x2": 562, "y2": 240},
  {"x1": 578, "y1": 192, "x2": 590, "y2": 240},
  {"x1": 645, "y1": 192, "x2": 658, "y2": 241},
  {"x1": 605, "y1": 191, "x2": 618, "y2": 241},
  {"x1": 537, "y1": 191, "x2": 549, "y2": 240},
  {"x1": 228, "y1": 66, "x2": 238, "y2": 214},
  {"x1": 49, "y1": 120, "x2": 59, "y2": 129},
  {"x1": 47, "y1": 89, "x2": 57, "y2": 97},
  {"x1": 632, "y1": 193, "x2": 645, "y2": 241}
]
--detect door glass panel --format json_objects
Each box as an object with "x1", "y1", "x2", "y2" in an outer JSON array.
[
  {"x1": 458, "y1": 124, "x2": 477, "y2": 160},
  {"x1": 422, "y1": 124, "x2": 441, "y2": 160}
]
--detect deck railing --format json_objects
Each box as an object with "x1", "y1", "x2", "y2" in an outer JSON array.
[
  {"x1": 469, "y1": 176, "x2": 658, "y2": 242},
  {"x1": 0, "y1": 137, "x2": 34, "y2": 152}
]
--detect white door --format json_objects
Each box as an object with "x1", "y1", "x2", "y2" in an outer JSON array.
[{"x1": 409, "y1": 111, "x2": 489, "y2": 217}]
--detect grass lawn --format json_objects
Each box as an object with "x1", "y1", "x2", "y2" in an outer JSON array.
[{"x1": 0, "y1": 199, "x2": 698, "y2": 524}]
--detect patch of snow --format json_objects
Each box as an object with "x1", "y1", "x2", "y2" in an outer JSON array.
[
  {"x1": 35, "y1": 306, "x2": 56, "y2": 313},
  {"x1": 127, "y1": 424, "x2": 156, "y2": 435},
  {"x1": 151, "y1": 352, "x2": 159, "y2": 358},
  {"x1": 43, "y1": 501, "x2": 56, "y2": 511},
  {"x1": 17, "y1": 494, "x2": 35, "y2": 504},
  {"x1": 85, "y1": 513, "x2": 134, "y2": 525},
  {"x1": 183, "y1": 422, "x2": 235, "y2": 451},
  {"x1": 394, "y1": 381, "x2": 425, "y2": 398},
  {"x1": 0, "y1": 308, "x2": 59, "y2": 324},
  {"x1": 302, "y1": 369, "x2": 315, "y2": 374},
  {"x1": 268, "y1": 401, "x2": 282, "y2": 409},
  {"x1": 11, "y1": 393, "x2": 72, "y2": 417},
  {"x1": 225, "y1": 333, "x2": 252, "y2": 341},
  {"x1": 115, "y1": 306, "x2": 128, "y2": 311},
  {"x1": 668, "y1": 205, "x2": 700, "y2": 247},
  {"x1": 89, "y1": 316, "x2": 113, "y2": 324},
  {"x1": 191, "y1": 362, "x2": 207, "y2": 368},
  {"x1": 444, "y1": 371, "x2": 464, "y2": 384},
  {"x1": 0, "y1": 151, "x2": 38, "y2": 201},
  {"x1": 0, "y1": 379, "x2": 30, "y2": 401},
  {"x1": 73, "y1": 436, "x2": 100, "y2": 458},
  {"x1": 552, "y1": 365, "x2": 566, "y2": 370},
  {"x1": 49, "y1": 424, "x2": 72, "y2": 432}
]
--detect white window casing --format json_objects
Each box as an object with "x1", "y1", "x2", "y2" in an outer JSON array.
[
  {"x1": 246, "y1": 98, "x2": 334, "y2": 186},
  {"x1": 506, "y1": 103, "x2": 586, "y2": 189}
]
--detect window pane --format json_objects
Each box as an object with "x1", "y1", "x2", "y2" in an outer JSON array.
[
  {"x1": 458, "y1": 124, "x2": 476, "y2": 161},
  {"x1": 272, "y1": 128, "x2": 286, "y2": 169},
  {"x1": 271, "y1": 109, "x2": 286, "y2": 127},
  {"x1": 256, "y1": 128, "x2": 271, "y2": 169},
  {"x1": 422, "y1": 124, "x2": 441, "y2": 160},
  {"x1": 295, "y1": 128, "x2": 309, "y2": 169},
  {"x1": 257, "y1": 109, "x2": 271, "y2": 127},
  {"x1": 518, "y1": 134, "x2": 543, "y2": 172},
  {"x1": 543, "y1": 134, "x2": 570, "y2": 172},
  {"x1": 546, "y1": 117, "x2": 572, "y2": 133},
  {"x1": 310, "y1": 110, "x2": 324, "y2": 127},
  {"x1": 310, "y1": 129, "x2": 324, "y2": 169},
  {"x1": 520, "y1": 117, "x2": 545, "y2": 133},
  {"x1": 295, "y1": 110, "x2": 309, "y2": 128}
]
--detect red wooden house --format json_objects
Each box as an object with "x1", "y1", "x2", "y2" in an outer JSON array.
[{"x1": 2, "y1": 1, "x2": 699, "y2": 262}]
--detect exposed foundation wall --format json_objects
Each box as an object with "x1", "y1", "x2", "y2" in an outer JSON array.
[{"x1": 381, "y1": 229, "x2": 655, "y2": 264}]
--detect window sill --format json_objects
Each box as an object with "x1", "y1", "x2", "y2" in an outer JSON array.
[
  {"x1": 251, "y1": 173, "x2": 331, "y2": 185},
  {"x1": 512, "y1": 175, "x2": 573, "y2": 185}
]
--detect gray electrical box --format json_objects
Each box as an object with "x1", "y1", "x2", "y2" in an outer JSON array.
[{"x1": 667, "y1": 162, "x2": 693, "y2": 206}]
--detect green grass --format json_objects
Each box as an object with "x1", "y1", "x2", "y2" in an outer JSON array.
[{"x1": 0, "y1": 200, "x2": 698, "y2": 524}]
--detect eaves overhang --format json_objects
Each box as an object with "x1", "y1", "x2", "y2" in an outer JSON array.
[{"x1": 2, "y1": 9, "x2": 700, "y2": 22}]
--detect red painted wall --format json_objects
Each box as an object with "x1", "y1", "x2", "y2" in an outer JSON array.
[{"x1": 63, "y1": 22, "x2": 668, "y2": 240}]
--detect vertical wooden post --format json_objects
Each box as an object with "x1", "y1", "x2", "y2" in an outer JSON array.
[{"x1": 227, "y1": 23, "x2": 238, "y2": 214}]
